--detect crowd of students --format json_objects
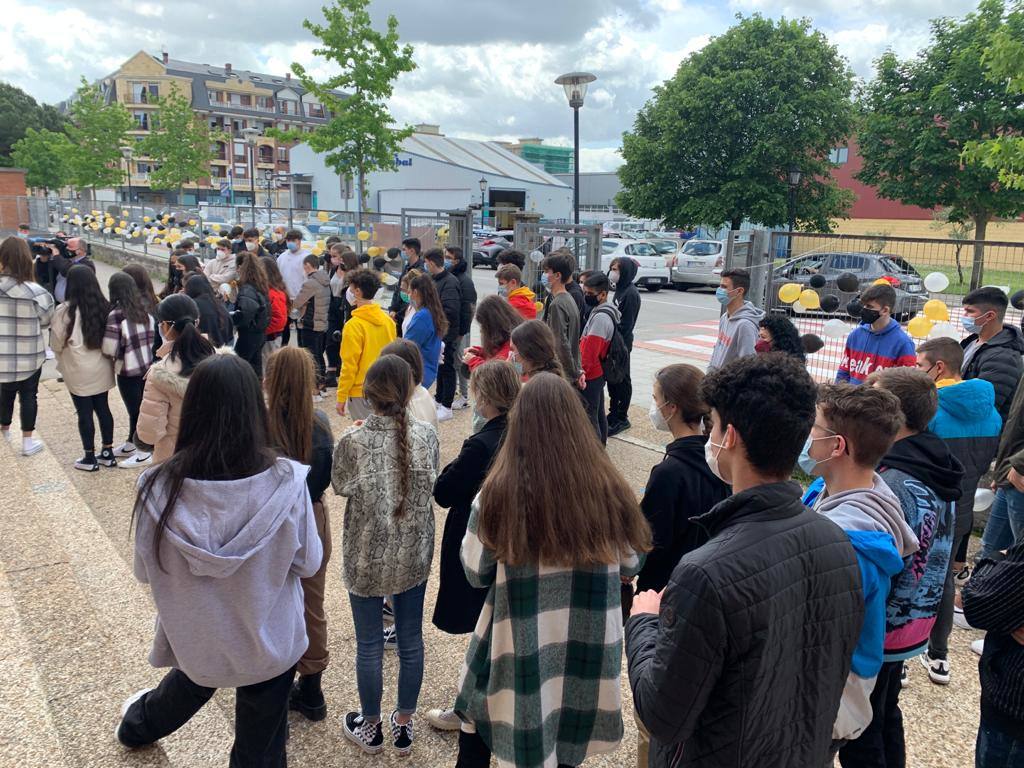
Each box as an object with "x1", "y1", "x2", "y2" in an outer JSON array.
[{"x1": 5, "y1": 225, "x2": 1024, "y2": 767}]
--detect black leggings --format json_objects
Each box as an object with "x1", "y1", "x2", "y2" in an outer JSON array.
[
  {"x1": 234, "y1": 329, "x2": 265, "y2": 378},
  {"x1": 116, "y1": 374, "x2": 145, "y2": 443},
  {"x1": 69, "y1": 392, "x2": 114, "y2": 452},
  {"x1": 0, "y1": 368, "x2": 42, "y2": 432}
]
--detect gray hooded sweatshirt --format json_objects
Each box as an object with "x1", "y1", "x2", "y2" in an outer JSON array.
[
  {"x1": 707, "y1": 300, "x2": 764, "y2": 371},
  {"x1": 133, "y1": 458, "x2": 322, "y2": 688}
]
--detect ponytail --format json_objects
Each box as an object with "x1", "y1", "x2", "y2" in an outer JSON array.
[
  {"x1": 170, "y1": 320, "x2": 215, "y2": 376},
  {"x1": 393, "y1": 405, "x2": 410, "y2": 518}
]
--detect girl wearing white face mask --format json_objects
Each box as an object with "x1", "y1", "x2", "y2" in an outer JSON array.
[{"x1": 637, "y1": 364, "x2": 730, "y2": 594}]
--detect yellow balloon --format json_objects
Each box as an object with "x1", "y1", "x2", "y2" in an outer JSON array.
[
  {"x1": 143, "y1": 215, "x2": 151, "y2": 222},
  {"x1": 799, "y1": 289, "x2": 821, "y2": 310},
  {"x1": 119, "y1": 220, "x2": 127, "y2": 228},
  {"x1": 71, "y1": 208, "x2": 79, "y2": 214},
  {"x1": 316, "y1": 211, "x2": 329, "y2": 221},
  {"x1": 908, "y1": 316, "x2": 934, "y2": 339},
  {"x1": 873, "y1": 278, "x2": 891, "y2": 287},
  {"x1": 188, "y1": 219, "x2": 197, "y2": 227},
  {"x1": 357, "y1": 230, "x2": 370, "y2": 241},
  {"x1": 90, "y1": 222, "x2": 100, "y2": 230},
  {"x1": 778, "y1": 283, "x2": 801, "y2": 304},
  {"x1": 367, "y1": 246, "x2": 381, "y2": 257},
  {"x1": 923, "y1": 299, "x2": 949, "y2": 322},
  {"x1": 211, "y1": 223, "x2": 221, "y2": 231},
  {"x1": 316, "y1": 239, "x2": 326, "y2": 249},
  {"x1": 312, "y1": 245, "x2": 324, "y2": 256}
]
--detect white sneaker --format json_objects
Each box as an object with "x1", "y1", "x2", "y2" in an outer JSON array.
[
  {"x1": 971, "y1": 638, "x2": 985, "y2": 656},
  {"x1": 452, "y1": 395, "x2": 469, "y2": 410},
  {"x1": 425, "y1": 707, "x2": 462, "y2": 731},
  {"x1": 45, "y1": 347, "x2": 55, "y2": 360},
  {"x1": 436, "y1": 405, "x2": 453, "y2": 422},
  {"x1": 953, "y1": 605, "x2": 975, "y2": 630},
  {"x1": 312, "y1": 393, "x2": 324, "y2": 403},
  {"x1": 21, "y1": 438, "x2": 44, "y2": 457},
  {"x1": 119, "y1": 453, "x2": 152, "y2": 469},
  {"x1": 1, "y1": 429, "x2": 10, "y2": 442},
  {"x1": 918, "y1": 651, "x2": 950, "y2": 685},
  {"x1": 115, "y1": 688, "x2": 153, "y2": 747},
  {"x1": 113, "y1": 442, "x2": 136, "y2": 458}
]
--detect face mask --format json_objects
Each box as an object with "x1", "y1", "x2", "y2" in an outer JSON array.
[
  {"x1": 443, "y1": 259, "x2": 452, "y2": 270},
  {"x1": 17, "y1": 232, "x2": 28, "y2": 239},
  {"x1": 859, "y1": 307, "x2": 881, "y2": 325},
  {"x1": 217, "y1": 249, "x2": 228, "y2": 258},
  {"x1": 512, "y1": 360, "x2": 524, "y2": 377},
  {"x1": 345, "y1": 286, "x2": 357, "y2": 305},
  {"x1": 497, "y1": 285, "x2": 509, "y2": 297},
  {"x1": 286, "y1": 241, "x2": 299, "y2": 252},
  {"x1": 649, "y1": 401, "x2": 672, "y2": 432},
  {"x1": 584, "y1": 293, "x2": 599, "y2": 307},
  {"x1": 231, "y1": 238, "x2": 242, "y2": 244},
  {"x1": 245, "y1": 241, "x2": 257, "y2": 251},
  {"x1": 704, "y1": 438, "x2": 726, "y2": 482},
  {"x1": 541, "y1": 273, "x2": 550, "y2": 288},
  {"x1": 609, "y1": 270, "x2": 620, "y2": 286},
  {"x1": 471, "y1": 407, "x2": 487, "y2": 434},
  {"x1": 962, "y1": 314, "x2": 989, "y2": 335},
  {"x1": 754, "y1": 339, "x2": 772, "y2": 354},
  {"x1": 797, "y1": 434, "x2": 839, "y2": 477},
  {"x1": 715, "y1": 286, "x2": 736, "y2": 305},
  {"x1": 400, "y1": 291, "x2": 410, "y2": 303}
]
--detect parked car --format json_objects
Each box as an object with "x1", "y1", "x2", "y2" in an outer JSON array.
[
  {"x1": 473, "y1": 232, "x2": 513, "y2": 268},
  {"x1": 671, "y1": 239, "x2": 725, "y2": 290},
  {"x1": 601, "y1": 239, "x2": 671, "y2": 292},
  {"x1": 769, "y1": 251, "x2": 927, "y2": 319}
]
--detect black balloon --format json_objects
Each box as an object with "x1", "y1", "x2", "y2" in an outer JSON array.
[
  {"x1": 847, "y1": 299, "x2": 863, "y2": 318},
  {"x1": 1012, "y1": 290, "x2": 1024, "y2": 311},
  {"x1": 820, "y1": 294, "x2": 840, "y2": 313},
  {"x1": 801, "y1": 334, "x2": 825, "y2": 354},
  {"x1": 809, "y1": 274, "x2": 827, "y2": 288},
  {"x1": 836, "y1": 272, "x2": 859, "y2": 293}
]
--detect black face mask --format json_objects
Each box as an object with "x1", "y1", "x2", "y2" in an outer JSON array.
[
  {"x1": 584, "y1": 294, "x2": 599, "y2": 307},
  {"x1": 860, "y1": 308, "x2": 881, "y2": 325}
]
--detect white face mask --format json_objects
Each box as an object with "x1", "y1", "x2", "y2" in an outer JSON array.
[
  {"x1": 345, "y1": 286, "x2": 357, "y2": 305},
  {"x1": 704, "y1": 437, "x2": 727, "y2": 482},
  {"x1": 217, "y1": 249, "x2": 229, "y2": 258},
  {"x1": 649, "y1": 400, "x2": 672, "y2": 432},
  {"x1": 245, "y1": 240, "x2": 257, "y2": 251}
]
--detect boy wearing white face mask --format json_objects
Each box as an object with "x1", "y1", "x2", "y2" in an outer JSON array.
[
  {"x1": 960, "y1": 286, "x2": 1024, "y2": 423},
  {"x1": 801, "y1": 384, "x2": 918, "y2": 755}
]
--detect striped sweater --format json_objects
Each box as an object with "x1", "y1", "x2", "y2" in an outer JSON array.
[
  {"x1": 455, "y1": 499, "x2": 641, "y2": 768},
  {"x1": 836, "y1": 319, "x2": 916, "y2": 385},
  {"x1": 963, "y1": 541, "x2": 1024, "y2": 737}
]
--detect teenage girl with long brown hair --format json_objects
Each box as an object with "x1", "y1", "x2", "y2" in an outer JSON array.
[{"x1": 232, "y1": 252, "x2": 270, "y2": 377}]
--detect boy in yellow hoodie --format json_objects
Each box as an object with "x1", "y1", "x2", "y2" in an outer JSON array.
[{"x1": 335, "y1": 269, "x2": 397, "y2": 419}]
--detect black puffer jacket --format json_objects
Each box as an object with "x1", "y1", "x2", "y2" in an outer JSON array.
[
  {"x1": 626, "y1": 481, "x2": 863, "y2": 768},
  {"x1": 432, "y1": 268, "x2": 462, "y2": 343},
  {"x1": 450, "y1": 259, "x2": 477, "y2": 336},
  {"x1": 961, "y1": 325, "x2": 1024, "y2": 423}
]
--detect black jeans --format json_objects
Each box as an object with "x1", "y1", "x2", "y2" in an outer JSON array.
[
  {"x1": 435, "y1": 335, "x2": 458, "y2": 408},
  {"x1": 0, "y1": 368, "x2": 42, "y2": 431},
  {"x1": 116, "y1": 374, "x2": 146, "y2": 444},
  {"x1": 582, "y1": 375, "x2": 608, "y2": 445},
  {"x1": 607, "y1": 374, "x2": 632, "y2": 425},
  {"x1": 118, "y1": 666, "x2": 295, "y2": 766},
  {"x1": 69, "y1": 392, "x2": 114, "y2": 452},
  {"x1": 929, "y1": 495, "x2": 975, "y2": 659},
  {"x1": 298, "y1": 328, "x2": 326, "y2": 385},
  {"x1": 234, "y1": 329, "x2": 265, "y2": 378},
  {"x1": 839, "y1": 660, "x2": 905, "y2": 768},
  {"x1": 455, "y1": 730, "x2": 576, "y2": 768}
]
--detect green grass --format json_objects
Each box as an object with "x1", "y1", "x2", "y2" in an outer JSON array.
[{"x1": 912, "y1": 264, "x2": 1023, "y2": 297}]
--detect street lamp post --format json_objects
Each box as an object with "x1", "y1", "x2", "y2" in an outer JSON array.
[
  {"x1": 786, "y1": 164, "x2": 801, "y2": 259},
  {"x1": 120, "y1": 145, "x2": 134, "y2": 210},
  {"x1": 240, "y1": 128, "x2": 259, "y2": 227},
  {"x1": 555, "y1": 72, "x2": 596, "y2": 229},
  {"x1": 479, "y1": 176, "x2": 487, "y2": 229}
]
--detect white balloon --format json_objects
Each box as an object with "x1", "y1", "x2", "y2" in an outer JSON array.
[
  {"x1": 822, "y1": 318, "x2": 849, "y2": 339},
  {"x1": 923, "y1": 272, "x2": 950, "y2": 293},
  {"x1": 529, "y1": 249, "x2": 544, "y2": 264},
  {"x1": 974, "y1": 488, "x2": 995, "y2": 513},
  {"x1": 928, "y1": 321, "x2": 959, "y2": 340}
]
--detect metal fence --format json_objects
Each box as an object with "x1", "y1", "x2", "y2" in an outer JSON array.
[{"x1": 761, "y1": 231, "x2": 1024, "y2": 380}]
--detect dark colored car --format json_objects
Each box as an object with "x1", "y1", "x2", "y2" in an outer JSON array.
[{"x1": 770, "y1": 251, "x2": 927, "y2": 319}]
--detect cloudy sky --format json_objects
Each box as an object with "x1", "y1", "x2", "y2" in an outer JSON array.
[{"x1": 1, "y1": 0, "x2": 979, "y2": 171}]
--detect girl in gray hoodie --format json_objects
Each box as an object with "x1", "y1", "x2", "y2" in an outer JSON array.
[{"x1": 116, "y1": 353, "x2": 322, "y2": 766}]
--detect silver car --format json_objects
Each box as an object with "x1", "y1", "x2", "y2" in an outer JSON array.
[{"x1": 671, "y1": 240, "x2": 725, "y2": 290}]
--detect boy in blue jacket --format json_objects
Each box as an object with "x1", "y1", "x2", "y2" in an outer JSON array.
[{"x1": 800, "y1": 384, "x2": 919, "y2": 753}]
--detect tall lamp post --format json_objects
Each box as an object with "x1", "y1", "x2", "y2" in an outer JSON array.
[
  {"x1": 479, "y1": 176, "x2": 487, "y2": 229},
  {"x1": 555, "y1": 72, "x2": 596, "y2": 228},
  {"x1": 240, "y1": 127, "x2": 259, "y2": 227},
  {"x1": 786, "y1": 163, "x2": 801, "y2": 259},
  {"x1": 120, "y1": 145, "x2": 134, "y2": 209}
]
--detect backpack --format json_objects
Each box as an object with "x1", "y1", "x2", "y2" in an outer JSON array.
[
  {"x1": 593, "y1": 305, "x2": 630, "y2": 385},
  {"x1": 234, "y1": 286, "x2": 270, "y2": 332}
]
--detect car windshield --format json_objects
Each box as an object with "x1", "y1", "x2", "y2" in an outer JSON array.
[
  {"x1": 649, "y1": 241, "x2": 677, "y2": 253},
  {"x1": 682, "y1": 241, "x2": 721, "y2": 256},
  {"x1": 880, "y1": 256, "x2": 920, "y2": 276},
  {"x1": 630, "y1": 243, "x2": 657, "y2": 256}
]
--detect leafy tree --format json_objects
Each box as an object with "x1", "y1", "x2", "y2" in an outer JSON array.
[
  {"x1": 857, "y1": 0, "x2": 1024, "y2": 290},
  {"x1": 0, "y1": 82, "x2": 67, "y2": 164},
  {"x1": 63, "y1": 79, "x2": 133, "y2": 199},
  {"x1": 617, "y1": 15, "x2": 855, "y2": 232},
  {"x1": 10, "y1": 128, "x2": 72, "y2": 195},
  {"x1": 931, "y1": 207, "x2": 975, "y2": 285},
  {"x1": 277, "y1": 0, "x2": 415, "y2": 228},
  {"x1": 137, "y1": 91, "x2": 222, "y2": 201}
]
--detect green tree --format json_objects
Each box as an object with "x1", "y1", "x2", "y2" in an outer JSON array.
[
  {"x1": 857, "y1": 0, "x2": 1024, "y2": 290},
  {"x1": 137, "y1": 91, "x2": 221, "y2": 202},
  {"x1": 616, "y1": 15, "x2": 855, "y2": 232},
  {"x1": 931, "y1": 206, "x2": 975, "y2": 285},
  {"x1": 278, "y1": 0, "x2": 415, "y2": 228},
  {"x1": 63, "y1": 79, "x2": 133, "y2": 200},
  {"x1": 10, "y1": 128, "x2": 72, "y2": 196},
  {"x1": 0, "y1": 82, "x2": 67, "y2": 164}
]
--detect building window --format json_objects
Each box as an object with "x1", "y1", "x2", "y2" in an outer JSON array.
[
  {"x1": 233, "y1": 141, "x2": 247, "y2": 160},
  {"x1": 306, "y1": 102, "x2": 325, "y2": 118},
  {"x1": 256, "y1": 96, "x2": 275, "y2": 112},
  {"x1": 234, "y1": 164, "x2": 248, "y2": 178},
  {"x1": 207, "y1": 90, "x2": 225, "y2": 104},
  {"x1": 133, "y1": 111, "x2": 149, "y2": 130},
  {"x1": 829, "y1": 146, "x2": 849, "y2": 165},
  {"x1": 280, "y1": 100, "x2": 298, "y2": 115},
  {"x1": 130, "y1": 82, "x2": 159, "y2": 103},
  {"x1": 277, "y1": 147, "x2": 288, "y2": 162}
]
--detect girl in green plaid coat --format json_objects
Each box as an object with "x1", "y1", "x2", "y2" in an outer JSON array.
[{"x1": 453, "y1": 372, "x2": 650, "y2": 768}]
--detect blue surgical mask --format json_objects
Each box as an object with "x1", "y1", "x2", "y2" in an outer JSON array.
[
  {"x1": 541, "y1": 273, "x2": 550, "y2": 288},
  {"x1": 512, "y1": 360, "x2": 524, "y2": 377},
  {"x1": 962, "y1": 314, "x2": 989, "y2": 335},
  {"x1": 443, "y1": 259, "x2": 452, "y2": 270},
  {"x1": 497, "y1": 285, "x2": 509, "y2": 297},
  {"x1": 286, "y1": 241, "x2": 299, "y2": 252},
  {"x1": 797, "y1": 434, "x2": 838, "y2": 476},
  {"x1": 715, "y1": 287, "x2": 734, "y2": 305}
]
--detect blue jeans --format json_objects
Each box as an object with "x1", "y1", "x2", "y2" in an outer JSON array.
[
  {"x1": 349, "y1": 581, "x2": 427, "y2": 720},
  {"x1": 977, "y1": 488, "x2": 1024, "y2": 562},
  {"x1": 976, "y1": 713, "x2": 1024, "y2": 767}
]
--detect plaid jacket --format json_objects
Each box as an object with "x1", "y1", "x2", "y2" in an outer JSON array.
[
  {"x1": 102, "y1": 308, "x2": 155, "y2": 378},
  {"x1": 0, "y1": 276, "x2": 55, "y2": 383},
  {"x1": 454, "y1": 500, "x2": 641, "y2": 768}
]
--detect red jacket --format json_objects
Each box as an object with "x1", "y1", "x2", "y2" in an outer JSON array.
[
  {"x1": 266, "y1": 288, "x2": 288, "y2": 336},
  {"x1": 507, "y1": 287, "x2": 538, "y2": 320},
  {"x1": 467, "y1": 340, "x2": 511, "y2": 371}
]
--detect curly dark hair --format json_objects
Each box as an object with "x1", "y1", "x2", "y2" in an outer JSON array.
[
  {"x1": 759, "y1": 315, "x2": 805, "y2": 361},
  {"x1": 699, "y1": 352, "x2": 816, "y2": 477}
]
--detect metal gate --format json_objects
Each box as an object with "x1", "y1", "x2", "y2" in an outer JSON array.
[
  {"x1": 399, "y1": 208, "x2": 472, "y2": 259},
  {"x1": 512, "y1": 212, "x2": 602, "y2": 291}
]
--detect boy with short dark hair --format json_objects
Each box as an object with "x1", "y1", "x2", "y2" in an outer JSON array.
[
  {"x1": 496, "y1": 249, "x2": 525, "y2": 270},
  {"x1": 960, "y1": 286, "x2": 1024, "y2": 422},
  {"x1": 336, "y1": 269, "x2": 396, "y2": 420},
  {"x1": 294, "y1": 253, "x2": 332, "y2": 391},
  {"x1": 541, "y1": 253, "x2": 581, "y2": 384},
  {"x1": 579, "y1": 272, "x2": 618, "y2": 444},
  {"x1": 423, "y1": 248, "x2": 463, "y2": 421},
  {"x1": 836, "y1": 283, "x2": 916, "y2": 385},
  {"x1": 707, "y1": 268, "x2": 763, "y2": 371}
]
